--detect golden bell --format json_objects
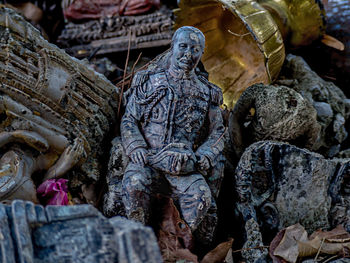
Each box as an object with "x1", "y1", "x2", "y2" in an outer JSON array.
[{"x1": 175, "y1": 0, "x2": 325, "y2": 107}]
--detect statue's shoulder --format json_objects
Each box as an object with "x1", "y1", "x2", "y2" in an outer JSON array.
[
  {"x1": 130, "y1": 69, "x2": 167, "y2": 94},
  {"x1": 197, "y1": 74, "x2": 223, "y2": 106},
  {"x1": 147, "y1": 70, "x2": 168, "y2": 87},
  {"x1": 131, "y1": 70, "x2": 150, "y2": 88}
]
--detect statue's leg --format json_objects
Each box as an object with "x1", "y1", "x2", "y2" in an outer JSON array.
[
  {"x1": 122, "y1": 162, "x2": 155, "y2": 225},
  {"x1": 167, "y1": 173, "x2": 212, "y2": 232}
]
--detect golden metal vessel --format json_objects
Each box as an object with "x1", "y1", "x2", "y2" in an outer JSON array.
[{"x1": 175, "y1": 0, "x2": 325, "y2": 107}]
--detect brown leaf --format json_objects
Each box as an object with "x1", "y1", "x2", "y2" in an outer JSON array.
[
  {"x1": 299, "y1": 225, "x2": 350, "y2": 258},
  {"x1": 321, "y1": 34, "x2": 345, "y2": 51},
  {"x1": 201, "y1": 238, "x2": 234, "y2": 263},
  {"x1": 8, "y1": 3, "x2": 43, "y2": 23},
  {"x1": 309, "y1": 225, "x2": 350, "y2": 242},
  {"x1": 157, "y1": 197, "x2": 196, "y2": 262},
  {"x1": 273, "y1": 224, "x2": 308, "y2": 263},
  {"x1": 269, "y1": 229, "x2": 288, "y2": 263},
  {"x1": 298, "y1": 235, "x2": 350, "y2": 257},
  {"x1": 159, "y1": 197, "x2": 194, "y2": 249},
  {"x1": 173, "y1": 249, "x2": 199, "y2": 263},
  {"x1": 297, "y1": 236, "x2": 322, "y2": 258},
  {"x1": 161, "y1": 247, "x2": 198, "y2": 263}
]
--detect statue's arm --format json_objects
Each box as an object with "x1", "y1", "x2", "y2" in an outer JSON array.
[
  {"x1": 196, "y1": 103, "x2": 225, "y2": 169},
  {"x1": 120, "y1": 78, "x2": 148, "y2": 157}
]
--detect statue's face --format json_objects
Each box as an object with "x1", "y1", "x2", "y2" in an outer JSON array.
[{"x1": 171, "y1": 30, "x2": 204, "y2": 73}]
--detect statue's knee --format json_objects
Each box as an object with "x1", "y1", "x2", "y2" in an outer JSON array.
[{"x1": 196, "y1": 182, "x2": 212, "y2": 211}]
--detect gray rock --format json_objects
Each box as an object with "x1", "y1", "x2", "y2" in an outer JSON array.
[
  {"x1": 0, "y1": 200, "x2": 162, "y2": 263},
  {"x1": 229, "y1": 83, "x2": 320, "y2": 158},
  {"x1": 313, "y1": 102, "x2": 333, "y2": 126},
  {"x1": 235, "y1": 141, "x2": 350, "y2": 261},
  {"x1": 235, "y1": 141, "x2": 338, "y2": 234},
  {"x1": 278, "y1": 54, "x2": 350, "y2": 157},
  {"x1": 241, "y1": 218, "x2": 268, "y2": 263},
  {"x1": 103, "y1": 137, "x2": 129, "y2": 217}
]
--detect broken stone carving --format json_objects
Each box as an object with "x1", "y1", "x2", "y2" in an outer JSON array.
[
  {"x1": 103, "y1": 137, "x2": 128, "y2": 217},
  {"x1": 58, "y1": 6, "x2": 173, "y2": 58},
  {"x1": 277, "y1": 54, "x2": 350, "y2": 157},
  {"x1": 119, "y1": 26, "x2": 226, "y2": 241},
  {"x1": 62, "y1": 0, "x2": 161, "y2": 21},
  {"x1": 235, "y1": 141, "x2": 350, "y2": 262},
  {"x1": 0, "y1": 200, "x2": 162, "y2": 263},
  {"x1": 229, "y1": 83, "x2": 320, "y2": 158},
  {"x1": 0, "y1": 7, "x2": 119, "y2": 203}
]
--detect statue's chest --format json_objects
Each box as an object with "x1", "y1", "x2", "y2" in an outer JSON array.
[{"x1": 173, "y1": 81, "x2": 210, "y2": 132}]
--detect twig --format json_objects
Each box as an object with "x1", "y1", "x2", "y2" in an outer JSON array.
[
  {"x1": 322, "y1": 255, "x2": 340, "y2": 263},
  {"x1": 228, "y1": 30, "x2": 250, "y2": 37},
  {"x1": 314, "y1": 237, "x2": 325, "y2": 261},
  {"x1": 127, "y1": 52, "x2": 143, "y2": 90},
  {"x1": 232, "y1": 246, "x2": 269, "y2": 254},
  {"x1": 213, "y1": 127, "x2": 227, "y2": 147},
  {"x1": 117, "y1": 30, "x2": 132, "y2": 119},
  {"x1": 115, "y1": 49, "x2": 170, "y2": 88}
]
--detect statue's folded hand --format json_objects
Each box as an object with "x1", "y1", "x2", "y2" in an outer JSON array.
[
  {"x1": 196, "y1": 155, "x2": 210, "y2": 171},
  {"x1": 130, "y1": 148, "x2": 148, "y2": 166},
  {"x1": 169, "y1": 152, "x2": 192, "y2": 174}
]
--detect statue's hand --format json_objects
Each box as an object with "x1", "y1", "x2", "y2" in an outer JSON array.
[
  {"x1": 170, "y1": 152, "x2": 191, "y2": 174},
  {"x1": 130, "y1": 148, "x2": 148, "y2": 166},
  {"x1": 197, "y1": 155, "x2": 210, "y2": 171}
]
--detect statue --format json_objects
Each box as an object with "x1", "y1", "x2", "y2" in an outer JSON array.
[
  {"x1": 120, "y1": 26, "x2": 226, "y2": 233},
  {"x1": 0, "y1": 8, "x2": 119, "y2": 204}
]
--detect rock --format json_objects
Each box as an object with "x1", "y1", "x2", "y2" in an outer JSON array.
[
  {"x1": 241, "y1": 218, "x2": 268, "y2": 263},
  {"x1": 0, "y1": 200, "x2": 162, "y2": 263},
  {"x1": 229, "y1": 83, "x2": 320, "y2": 158},
  {"x1": 234, "y1": 141, "x2": 350, "y2": 261},
  {"x1": 103, "y1": 137, "x2": 129, "y2": 217},
  {"x1": 235, "y1": 141, "x2": 350, "y2": 246},
  {"x1": 278, "y1": 54, "x2": 350, "y2": 157}
]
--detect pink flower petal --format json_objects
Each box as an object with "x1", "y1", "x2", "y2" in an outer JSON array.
[{"x1": 37, "y1": 179, "x2": 69, "y2": 206}]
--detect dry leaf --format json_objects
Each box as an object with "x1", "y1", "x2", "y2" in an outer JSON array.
[
  {"x1": 273, "y1": 224, "x2": 308, "y2": 263},
  {"x1": 321, "y1": 34, "x2": 345, "y2": 51},
  {"x1": 7, "y1": 3, "x2": 43, "y2": 23},
  {"x1": 157, "y1": 197, "x2": 196, "y2": 262},
  {"x1": 297, "y1": 236, "x2": 322, "y2": 258},
  {"x1": 269, "y1": 229, "x2": 288, "y2": 263},
  {"x1": 159, "y1": 197, "x2": 194, "y2": 249},
  {"x1": 201, "y1": 238, "x2": 234, "y2": 263},
  {"x1": 271, "y1": 224, "x2": 350, "y2": 262},
  {"x1": 173, "y1": 249, "x2": 199, "y2": 263},
  {"x1": 309, "y1": 225, "x2": 350, "y2": 242}
]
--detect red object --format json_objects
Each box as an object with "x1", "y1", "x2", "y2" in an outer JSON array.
[
  {"x1": 63, "y1": 0, "x2": 161, "y2": 21},
  {"x1": 37, "y1": 179, "x2": 69, "y2": 206}
]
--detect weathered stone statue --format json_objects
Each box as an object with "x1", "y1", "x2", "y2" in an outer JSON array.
[
  {"x1": 120, "y1": 26, "x2": 225, "y2": 232},
  {"x1": 0, "y1": 7, "x2": 119, "y2": 203},
  {"x1": 235, "y1": 141, "x2": 350, "y2": 262},
  {"x1": 0, "y1": 200, "x2": 162, "y2": 263}
]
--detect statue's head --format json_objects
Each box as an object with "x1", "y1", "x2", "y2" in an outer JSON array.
[{"x1": 170, "y1": 26, "x2": 205, "y2": 74}]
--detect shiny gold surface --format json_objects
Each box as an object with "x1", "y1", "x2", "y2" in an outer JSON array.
[
  {"x1": 259, "y1": 0, "x2": 326, "y2": 47},
  {"x1": 175, "y1": 0, "x2": 325, "y2": 107}
]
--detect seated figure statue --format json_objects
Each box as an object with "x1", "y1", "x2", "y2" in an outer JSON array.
[{"x1": 120, "y1": 26, "x2": 225, "y2": 232}]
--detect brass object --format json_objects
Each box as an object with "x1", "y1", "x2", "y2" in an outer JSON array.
[{"x1": 175, "y1": 0, "x2": 325, "y2": 107}]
